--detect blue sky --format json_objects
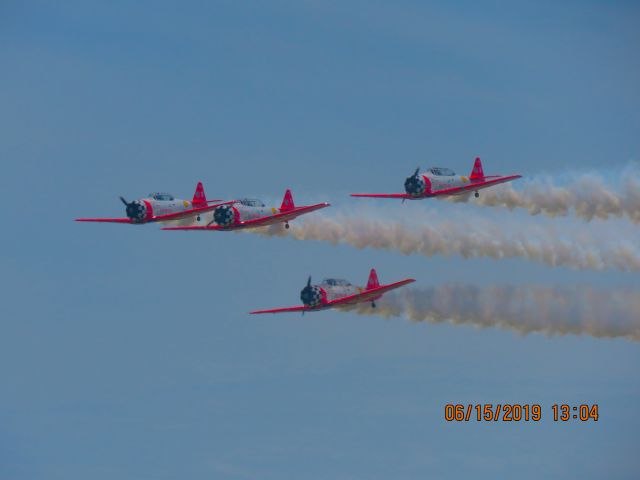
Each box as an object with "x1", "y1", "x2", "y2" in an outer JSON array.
[{"x1": 1, "y1": 1, "x2": 639, "y2": 478}]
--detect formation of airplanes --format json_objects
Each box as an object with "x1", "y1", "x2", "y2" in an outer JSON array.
[
  {"x1": 76, "y1": 184, "x2": 329, "y2": 231},
  {"x1": 76, "y1": 157, "x2": 521, "y2": 315}
]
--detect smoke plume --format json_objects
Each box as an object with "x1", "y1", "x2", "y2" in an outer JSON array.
[
  {"x1": 257, "y1": 212, "x2": 640, "y2": 272},
  {"x1": 348, "y1": 284, "x2": 640, "y2": 341},
  {"x1": 444, "y1": 167, "x2": 640, "y2": 223}
]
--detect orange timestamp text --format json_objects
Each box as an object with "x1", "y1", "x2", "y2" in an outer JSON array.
[{"x1": 444, "y1": 403, "x2": 599, "y2": 422}]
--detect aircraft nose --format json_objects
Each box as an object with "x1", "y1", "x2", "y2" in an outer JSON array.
[
  {"x1": 404, "y1": 172, "x2": 426, "y2": 196},
  {"x1": 300, "y1": 284, "x2": 322, "y2": 307},
  {"x1": 125, "y1": 200, "x2": 146, "y2": 221},
  {"x1": 213, "y1": 205, "x2": 236, "y2": 227}
]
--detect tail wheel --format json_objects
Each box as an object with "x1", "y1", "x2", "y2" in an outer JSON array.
[{"x1": 474, "y1": 191, "x2": 479, "y2": 198}]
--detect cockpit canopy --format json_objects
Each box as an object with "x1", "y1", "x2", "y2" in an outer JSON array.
[
  {"x1": 321, "y1": 278, "x2": 352, "y2": 287},
  {"x1": 238, "y1": 198, "x2": 265, "y2": 207},
  {"x1": 149, "y1": 192, "x2": 175, "y2": 201},
  {"x1": 428, "y1": 167, "x2": 456, "y2": 176}
]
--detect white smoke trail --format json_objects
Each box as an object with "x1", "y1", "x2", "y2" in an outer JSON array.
[
  {"x1": 443, "y1": 166, "x2": 640, "y2": 223},
  {"x1": 348, "y1": 284, "x2": 640, "y2": 341},
  {"x1": 257, "y1": 212, "x2": 640, "y2": 272}
]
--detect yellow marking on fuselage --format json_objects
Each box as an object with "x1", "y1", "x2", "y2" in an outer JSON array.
[
  {"x1": 271, "y1": 207, "x2": 278, "y2": 214},
  {"x1": 183, "y1": 200, "x2": 190, "y2": 207},
  {"x1": 461, "y1": 176, "x2": 469, "y2": 183}
]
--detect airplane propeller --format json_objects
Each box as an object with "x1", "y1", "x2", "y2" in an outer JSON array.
[
  {"x1": 301, "y1": 276, "x2": 312, "y2": 316},
  {"x1": 300, "y1": 275, "x2": 320, "y2": 312},
  {"x1": 404, "y1": 166, "x2": 426, "y2": 198},
  {"x1": 120, "y1": 196, "x2": 146, "y2": 221}
]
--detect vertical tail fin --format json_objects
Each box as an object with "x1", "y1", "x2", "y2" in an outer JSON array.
[
  {"x1": 280, "y1": 189, "x2": 295, "y2": 212},
  {"x1": 366, "y1": 268, "x2": 380, "y2": 290},
  {"x1": 470, "y1": 157, "x2": 484, "y2": 180},
  {"x1": 192, "y1": 182, "x2": 207, "y2": 206}
]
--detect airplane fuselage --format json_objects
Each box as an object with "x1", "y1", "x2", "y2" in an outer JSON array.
[
  {"x1": 233, "y1": 203, "x2": 277, "y2": 222},
  {"x1": 204, "y1": 199, "x2": 285, "y2": 227},
  {"x1": 127, "y1": 193, "x2": 199, "y2": 223},
  {"x1": 424, "y1": 173, "x2": 471, "y2": 192},
  {"x1": 321, "y1": 283, "x2": 361, "y2": 302},
  {"x1": 301, "y1": 278, "x2": 371, "y2": 310},
  {"x1": 405, "y1": 168, "x2": 476, "y2": 198}
]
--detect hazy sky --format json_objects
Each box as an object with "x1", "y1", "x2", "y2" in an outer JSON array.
[{"x1": 1, "y1": 1, "x2": 639, "y2": 479}]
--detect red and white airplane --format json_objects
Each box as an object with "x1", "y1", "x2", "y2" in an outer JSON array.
[
  {"x1": 250, "y1": 269, "x2": 414, "y2": 314},
  {"x1": 351, "y1": 157, "x2": 521, "y2": 200},
  {"x1": 75, "y1": 182, "x2": 231, "y2": 224},
  {"x1": 162, "y1": 189, "x2": 329, "y2": 232}
]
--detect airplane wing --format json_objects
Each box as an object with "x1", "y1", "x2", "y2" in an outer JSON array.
[
  {"x1": 237, "y1": 203, "x2": 330, "y2": 228},
  {"x1": 350, "y1": 193, "x2": 413, "y2": 199},
  {"x1": 326, "y1": 278, "x2": 415, "y2": 307},
  {"x1": 429, "y1": 175, "x2": 522, "y2": 196},
  {"x1": 161, "y1": 202, "x2": 330, "y2": 231},
  {"x1": 75, "y1": 201, "x2": 234, "y2": 224},
  {"x1": 250, "y1": 305, "x2": 311, "y2": 314},
  {"x1": 75, "y1": 217, "x2": 133, "y2": 223}
]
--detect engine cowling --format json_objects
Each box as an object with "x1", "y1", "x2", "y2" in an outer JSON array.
[
  {"x1": 213, "y1": 205, "x2": 239, "y2": 227},
  {"x1": 125, "y1": 200, "x2": 149, "y2": 223},
  {"x1": 300, "y1": 284, "x2": 325, "y2": 308},
  {"x1": 404, "y1": 173, "x2": 431, "y2": 197}
]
